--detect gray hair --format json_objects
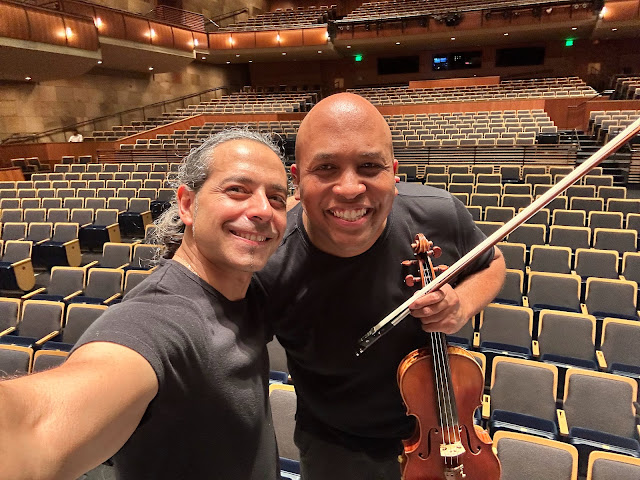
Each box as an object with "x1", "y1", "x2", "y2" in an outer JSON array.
[{"x1": 152, "y1": 128, "x2": 283, "y2": 259}]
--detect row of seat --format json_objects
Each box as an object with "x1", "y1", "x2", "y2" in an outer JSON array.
[
  {"x1": 398, "y1": 163, "x2": 608, "y2": 183},
  {"x1": 0, "y1": 193, "x2": 170, "y2": 215},
  {"x1": 52, "y1": 162, "x2": 172, "y2": 173},
  {"x1": 610, "y1": 76, "x2": 640, "y2": 100},
  {"x1": 1, "y1": 177, "x2": 169, "y2": 192},
  {"x1": 348, "y1": 78, "x2": 596, "y2": 105},
  {"x1": 89, "y1": 91, "x2": 318, "y2": 140}
]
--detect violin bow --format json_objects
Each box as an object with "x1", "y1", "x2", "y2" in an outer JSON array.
[{"x1": 357, "y1": 116, "x2": 640, "y2": 355}]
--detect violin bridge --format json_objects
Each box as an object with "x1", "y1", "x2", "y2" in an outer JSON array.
[
  {"x1": 443, "y1": 465, "x2": 466, "y2": 479},
  {"x1": 439, "y1": 441, "x2": 465, "y2": 458}
]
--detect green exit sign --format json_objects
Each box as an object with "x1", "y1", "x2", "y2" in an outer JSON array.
[
  {"x1": 354, "y1": 54, "x2": 363, "y2": 62},
  {"x1": 565, "y1": 38, "x2": 574, "y2": 47}
]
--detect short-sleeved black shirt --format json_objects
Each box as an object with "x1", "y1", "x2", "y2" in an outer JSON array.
[
  {"x1": 73, "y1": 260, "x2": 279, "y2": 479},
  {"x1": 255, "y1": 183, "x2": 492, "y2": 455}
]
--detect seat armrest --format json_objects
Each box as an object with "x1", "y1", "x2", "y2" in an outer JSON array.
[
  {"x1": 36, "y1": 238, "x2": 51, "y2": 245},
  {"x1": 117, "y1": 263, "x2": 130, "y2": 270},
  {"x1": 83, "y1": 260, "x2": 99, "y2": 269},
  {"x1": 63, "y1": 239, "x2": 80, "y2": 248},
  {"x1": 473, "y1": 332, "x2": 480, "y2": 348},
  {"x1": 580, "y1": 303, "x2": 588, "y2": 315},
  {"x1": 482, "y1": 394, "x2": 490, "y2": 419},
  {"x1": 557, "y1": 409, "x2": 569, "y2": 436},
  {"x1": 11, "y1": 258, "x2": 32, "y2": 268},
  {"x1": 35, "y1": 330, "x2": 61, "y2": 346},
  {"x1": 103, "y1": 292, "x2": 122, "y2": 305},
  {"x1": 596, "y1": 350, "x2": 607, "y2": 370},
  {"x1": 532, "y1": 340, "x2": 540, "y2": 357},
  {"x1": 63, "y1": 290, "x2": 83, "y2": 302},
  {"x1": 522, "y1": 296, "x2": 529, "y2": 308},
  {"x1": 22, "y1": 287, "x2": 46, "y2": 300},
  {"x1": 0, "y1": 326, "x2": 17, "y2": 337}
]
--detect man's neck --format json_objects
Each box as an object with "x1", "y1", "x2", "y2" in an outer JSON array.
[{"x1": 173, "y1": 247, "x2": 250, "y2": 301}]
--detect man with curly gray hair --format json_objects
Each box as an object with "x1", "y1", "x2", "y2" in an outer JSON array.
[{"x1": 0, "y1": 129, "x2": 289, "y2": 480}]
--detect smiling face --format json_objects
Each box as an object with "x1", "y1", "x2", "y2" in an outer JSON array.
[
  {"x1": 293, "y1": 93, "x2": 397, "y2": 258},
  {"x1": 178, "y1": 139, "x2": 288, "y2": 280}
]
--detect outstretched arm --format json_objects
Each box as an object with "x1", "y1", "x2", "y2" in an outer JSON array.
[
  {"x1": 0, "y1": 341, "x2": 158, "y2": 480},
  {"x1": 409, "y1": 247, "x2": 506, "y2": 334}
]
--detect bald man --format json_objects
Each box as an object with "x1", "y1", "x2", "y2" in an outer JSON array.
[{"x1": 255, "y1": 93, "x2": 505, "y2": 479}]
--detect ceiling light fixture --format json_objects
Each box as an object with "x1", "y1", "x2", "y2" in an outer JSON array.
[
  {"x1": 148, "y1": 66, "x2": 154, "y2": 71},
  {"x1": 451, "y1": 37, "x2": 456, "y2": 40},
  {"x1": 346, "y1": 45, "x2": 351, "y2": 48},
  {"x1": 97, "y1": 60, "x2": 102, "y2": 64},
  {"x1": 94, "y1": 17, "x2": 103, "y2": 28},
  {"x1": 25, "y1": 76, "x2": 31, "y2": 81}
]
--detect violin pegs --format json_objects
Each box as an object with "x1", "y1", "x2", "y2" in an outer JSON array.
[
  {"x1": 432, "y1": 246, "x2": 442, "y2": 258},
  {"x1": 434, "y1": 265, "x2": 449, "y2": 274},
  {"x1": 404, "y1": 275, "x2": 421, "y2": 287},
  {"x1": 401, "y1": 260, "x2": 418, "y2": 266}
]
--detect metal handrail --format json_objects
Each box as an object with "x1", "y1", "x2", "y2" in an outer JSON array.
[{"x1": 1, "y1": 85, "x2": 236, "y2": 145}]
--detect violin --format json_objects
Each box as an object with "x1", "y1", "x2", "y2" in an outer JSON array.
[{"x1": 396, "y1": 234, "x2": 501, "y2": 480}]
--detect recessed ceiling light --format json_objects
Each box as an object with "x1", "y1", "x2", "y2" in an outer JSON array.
[
  {"x1": 395, "y1": 42, "x2": 401, "y2": 45},
  {"x1": 249, "y1": 60, "x2": 253, "y2": 63},
  {"x1": 236, "y1": 54, "x2": 240, "y2": 57},
  {"x1": 226, "y1": 61, "x2": 230, "y2": 64},
  {"x1": 97, "y1": 60, "x2": 102, "y2": 64},
  {"x1": 504, "y1": 32, "x2": 509, "y2": 36},
  {"x1": 282, "y1": 52, "x2": 287, "y2": 55},
  {"x1": 611, "y1": 28, "x2": 617, "y2": 31},
  {"x1": 571, "y1": 27, "x2": 577, "y2": 30},
  {"x1": 451, "y1": 37, "x2": 455, "y2": 40},
  {"x1": 148, "y1": 66, "x2": 153, "y2": 71},
  {"x1": 346, "y1": 45, "x2": 351, "y2": 48},
  {"x1": 25, "y1": 76, "x2": 31, "y2": 81},
  {"x1": 201, "y1": 56, "x2": 206, "y2": 60},
  {"x1": 318, "y1": 50, "x2": 322, "y2": 53}
]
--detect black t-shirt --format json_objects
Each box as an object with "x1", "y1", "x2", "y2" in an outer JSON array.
[
  {"x1": 72, "y1": 260, "x2": 279, "y2": 480},
  {"x1": 255, "y1": 183, "x2": 492, "y2": 455}
]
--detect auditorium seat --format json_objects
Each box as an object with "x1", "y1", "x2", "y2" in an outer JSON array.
[
  {"x1": 584, "y1": 278, "x2": 639, "y2": 321},
  {"x1": 598, "y1": 318, "x2": 640, "y2": 379},
  {"x1": 0, "y1": 344, "x2": 33, "y2": 377},
  {"x1": 562, "y1": 368, "x2": 640, "y2": 475},
  {"x1": 0, "y1": 299, "x2": 64, "y2": 347},
  {"x1": 269, "y1": 384, "x2": 300, "y2": 477},
  {"x1": 32, "y1": 349, "x2": 68, "y2": 372},
  {"x1": 0, "y1": 240, "x2": 35, "y2": 292},
  {"x1": 484, "y1": 357, "x2": 562, "y2": 439},
  {"x1": 528, "y1": 245, "x2": 572, "y2": 275},
  {"x1": 587, "y1": 450, "x2": 640, "y2": 480},
  {"x1": 494, "y1": 431, "x2": 577, "y2": 480}
]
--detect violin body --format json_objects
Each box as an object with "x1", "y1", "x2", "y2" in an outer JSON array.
[{"x1": 397, "y1": 345, "x2": 501, "y2": 480}]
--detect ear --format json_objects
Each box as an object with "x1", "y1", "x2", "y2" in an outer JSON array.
[
  {"x1": 176, "y1": 184, "x2": 196, "y2": 226},
  {"x1": 290, "y1": 164, "x2": 300, "y2": 186},
  {"x1": 393, "y1": 159, "x2": 399, "y2": 195}
]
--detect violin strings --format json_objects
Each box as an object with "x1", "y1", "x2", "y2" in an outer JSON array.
[
  {"x1": 426, "y1": 263, "x2": 461, "y2": 468},
  {"x1": 430, "y1": 331, "x2": 451, "y2": 466},
  {"x1": 425, "y1": 265, "x2": 455, "y2": 467}
]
